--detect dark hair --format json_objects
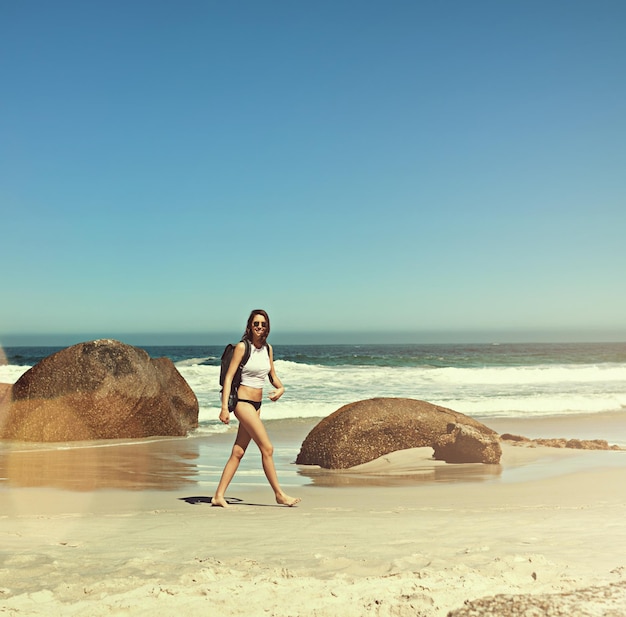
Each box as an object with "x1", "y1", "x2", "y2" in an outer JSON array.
[{"x1": 243, "y1": 309, "x2": 271, "y2": 345}]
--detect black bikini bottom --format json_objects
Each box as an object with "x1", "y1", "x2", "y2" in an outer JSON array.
[{"x1": 236, "y1": 398, "x2": 262, "y2": 411}]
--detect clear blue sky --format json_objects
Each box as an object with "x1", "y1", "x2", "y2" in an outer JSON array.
[{"x1": 2, "y1": 1, "x2": 625, "y2": 345}]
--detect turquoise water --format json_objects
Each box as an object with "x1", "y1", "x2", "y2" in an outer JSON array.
[{"x1": 6, "y1": 342, "x2": 626, "y2": 368}]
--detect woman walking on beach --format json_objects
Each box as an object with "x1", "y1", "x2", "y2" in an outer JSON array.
[{"x1": 212, "y1": 309, "x2": 300, "y2": 508}]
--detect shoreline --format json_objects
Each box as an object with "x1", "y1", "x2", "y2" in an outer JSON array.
[{"x1": 2, "y1": 411, "x2": 625, "y2": 493}]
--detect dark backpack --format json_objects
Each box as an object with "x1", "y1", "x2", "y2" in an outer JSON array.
[{"x1": 219, "y1": 339, "x2": 251, "y2": 410}]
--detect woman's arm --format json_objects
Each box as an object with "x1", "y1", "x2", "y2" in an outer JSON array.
[
  {"x1": 220, "y1": 342, "x2": 247, "y2": 424},
  {"x1": 267, "y1": 344, "x2": 285, "y2": 402}
]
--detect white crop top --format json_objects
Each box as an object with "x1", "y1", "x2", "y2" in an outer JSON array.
[{"x1": 240, "y1": 344, "x2": 271, "y2": 389}]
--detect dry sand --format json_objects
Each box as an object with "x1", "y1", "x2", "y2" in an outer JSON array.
[{"x1": 1, "y1": 435, "x2": 626, "y2": 616}]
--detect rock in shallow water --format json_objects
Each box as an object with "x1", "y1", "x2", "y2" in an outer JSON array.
[
  {"x1": 296, "y1": 397, "x2": 500, "y2": 468},
  {"x1": 0, "y1": 339, "x2": 198, "y2": 442}
]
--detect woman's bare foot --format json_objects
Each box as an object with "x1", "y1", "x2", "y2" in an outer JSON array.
[
  {"x1": 211, "y1": 495, "x2": 229, "y2": 508},
  {"x1": 276, "y1": 493, "x2": 301, "y2": 507}
]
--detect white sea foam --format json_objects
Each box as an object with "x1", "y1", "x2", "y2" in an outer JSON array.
[
  {"x1": 3, "y1": 359, "x2": 625, "y2": 432},
  {"x1": 0, "y1": 365, "x2": 30, "y2": 383},
  {"x1": 174, "y1": 357, "x2": 216, "y2": 367},
  {"x1": 440, "y1": 394, "x2": 626, "y2": 417},
  {"x1": 186, "y1": 359, "x2": 626, "y2": 429}
]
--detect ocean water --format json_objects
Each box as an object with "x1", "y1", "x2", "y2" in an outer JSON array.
[
  {"x1": 2, "y1": 342, "x2": 626, "y2": 489},
  {"x1": 2, "y1": 342, "x2": 625, "y2": 431}
]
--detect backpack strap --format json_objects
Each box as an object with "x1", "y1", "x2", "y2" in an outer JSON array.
[
  {"x1": 234, "y1": 338, "x2": 251, "y2": 384},
  {"x1": 267, "y1": 343, "x2": 277, "y2": 387},
  {"x1": 241, "y1": 338, "x2": 251, "y2": 366}
]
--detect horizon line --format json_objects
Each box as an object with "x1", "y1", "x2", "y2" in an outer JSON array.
[{"x1": 2, "y1": 328, "x2": 626, "y2": 347}]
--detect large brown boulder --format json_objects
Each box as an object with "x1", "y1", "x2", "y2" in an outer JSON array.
[
  {"x1": 0, "y1": 383, "x2": 11, "y2": 403},
  {"x1": 296, "y1": 398, "x2": 500, "y2": 468},
  {"x1": 0, "y1": 340, "x2": 198, "y2": 442},
  {"x1": 0, "y1": 384, "x2": 11, "y2": 420}
]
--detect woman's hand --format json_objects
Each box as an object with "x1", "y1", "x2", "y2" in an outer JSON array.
[
  {"x1": 219, "y1": 407, "x2": 230, "y2": 424},
  {"x1": 268, "y1": 387, "x2": 284, "y2": 402}
]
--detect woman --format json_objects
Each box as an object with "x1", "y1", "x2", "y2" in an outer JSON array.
[{"x1": 212, "y1": 309, "x2": 301, "y2": 507}]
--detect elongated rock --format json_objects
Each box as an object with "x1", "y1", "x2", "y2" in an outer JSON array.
[{"x1": 296, "y1": 397, "x2": 500, "y2": 468}]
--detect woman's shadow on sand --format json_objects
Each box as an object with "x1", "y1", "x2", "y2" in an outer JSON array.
[{"x1": 179, "y1": 496, "x2": 280, "y2": 507}]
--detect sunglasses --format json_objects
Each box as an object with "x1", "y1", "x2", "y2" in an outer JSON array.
[{"x1": 253, "y1": 321, "x2": 267, "y2": 328}]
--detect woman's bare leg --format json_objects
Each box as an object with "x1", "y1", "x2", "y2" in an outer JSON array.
[
  {"x1": 212, "y1": 422, "x2": 252, "y2": 507},
  {"x1": 234, "y1": 404, "x2": 300, "y2": 506}
]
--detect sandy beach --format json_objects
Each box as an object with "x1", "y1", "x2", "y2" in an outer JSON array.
[{"x1": 1, "y1": 415, "x2": 626, "y2": 616}]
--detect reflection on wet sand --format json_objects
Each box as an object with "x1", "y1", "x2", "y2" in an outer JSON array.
[
  {"x1": 297, "y1": 447, "x2": 503, "y2": 487},
  {"x1": 0, "y1": 437, "x2": 201, "y2": 491},
  {"x1": 0, "y1": 433, "x2": 505, "y2": 492}
]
